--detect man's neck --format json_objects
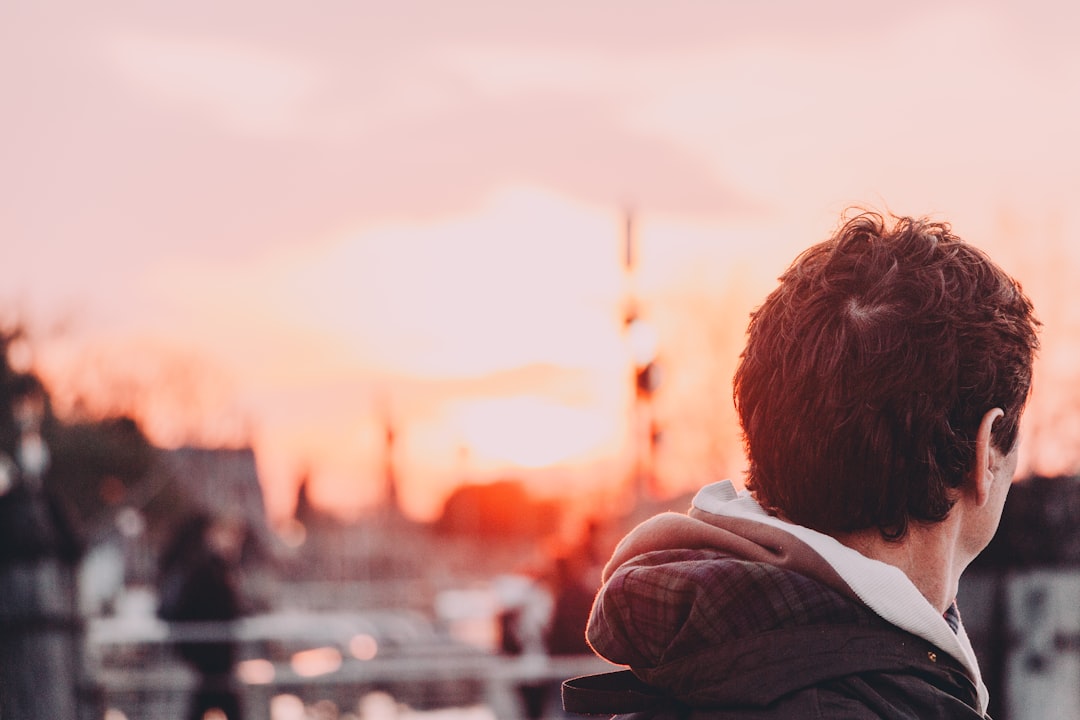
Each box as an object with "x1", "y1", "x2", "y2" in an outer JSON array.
[{"x1": 834, "y1": 517, "x2": 967, "y2": 614}]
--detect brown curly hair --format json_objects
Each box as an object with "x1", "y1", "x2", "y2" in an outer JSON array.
[{"x1": 733, "y1": 211, "x2": 1040, "y2": 540}]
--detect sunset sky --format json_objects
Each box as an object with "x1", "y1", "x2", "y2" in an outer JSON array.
[{"x1": 4, "y1": 1, "x2": 1080, "y2": 523}]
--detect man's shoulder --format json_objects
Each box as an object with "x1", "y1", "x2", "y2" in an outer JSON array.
[
  {"x1": 566, "y1": 619, "x2": 984, "y2": 719},
  {"x1": 607, "y1": 546, "x2": 866, "y2": 625},
  {"x1": 586, "y1": 540, "x2": 986, "y2": 717},
  {"x1": 590, "y1": 548, "x2": 884, "y2": 678}
]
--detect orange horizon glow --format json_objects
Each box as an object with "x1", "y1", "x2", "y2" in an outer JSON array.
[{"x1": 31, "y1": 196, "x2": 1078, "y2": 527}]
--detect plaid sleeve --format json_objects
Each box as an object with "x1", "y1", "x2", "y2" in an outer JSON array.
[{"x1": 587, "y1": 547, "x2": 877, "y2": 669}]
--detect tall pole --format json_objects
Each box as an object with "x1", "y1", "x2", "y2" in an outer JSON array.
[
  {"x1": 372, "y1": 391, "x2": 401, "y2": 523},
  {"x1": 621, "y1": 209, "x2": 660, "y2": 507},
  {"x1": 383, "y1": 413, "x2": 399, "y2": 519}
]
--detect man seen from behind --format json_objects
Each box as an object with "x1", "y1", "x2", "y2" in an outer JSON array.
[{"x1": 564, "y1": 210, "x2": 1040, "y2": 719}]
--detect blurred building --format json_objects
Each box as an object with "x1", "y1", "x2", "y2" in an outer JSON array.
[
  {"x1": 161, "y1": 447, "x2": 269, "y2": 532},
  {"x1": 961, "y1": 474, "x2": 1080, "y2": 720}
]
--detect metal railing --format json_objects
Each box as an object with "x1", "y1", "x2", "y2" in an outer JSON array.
[{"x1": 82, "y1": 613, "x2": 613, "y2": 720}]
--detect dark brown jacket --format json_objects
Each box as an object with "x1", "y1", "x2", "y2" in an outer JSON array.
[{"x1": 565, "y1": 509, "x2": 986, "y2": 719}]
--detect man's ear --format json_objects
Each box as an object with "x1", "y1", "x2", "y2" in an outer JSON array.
[{"x1": 972, "y1": 408, "x2": 1005, "y2": 507}]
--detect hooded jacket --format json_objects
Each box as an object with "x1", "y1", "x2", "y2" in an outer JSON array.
[{"x1": 564, "y1": 481, "x2": 989, "y2": 719}]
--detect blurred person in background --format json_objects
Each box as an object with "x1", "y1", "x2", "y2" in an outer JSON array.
[
  {"x1": 564, "y1": 210, "x2": 1040, "y2": 719},
  {"x1": 158, "y1": 511, "x2": 246, "y2": 720},
  {"x1": 499, "y1": 553, "x2": 597, "y2": 720},
  {"x1": 545, "y1": 556, "x2": 596, "y2": 658}
]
